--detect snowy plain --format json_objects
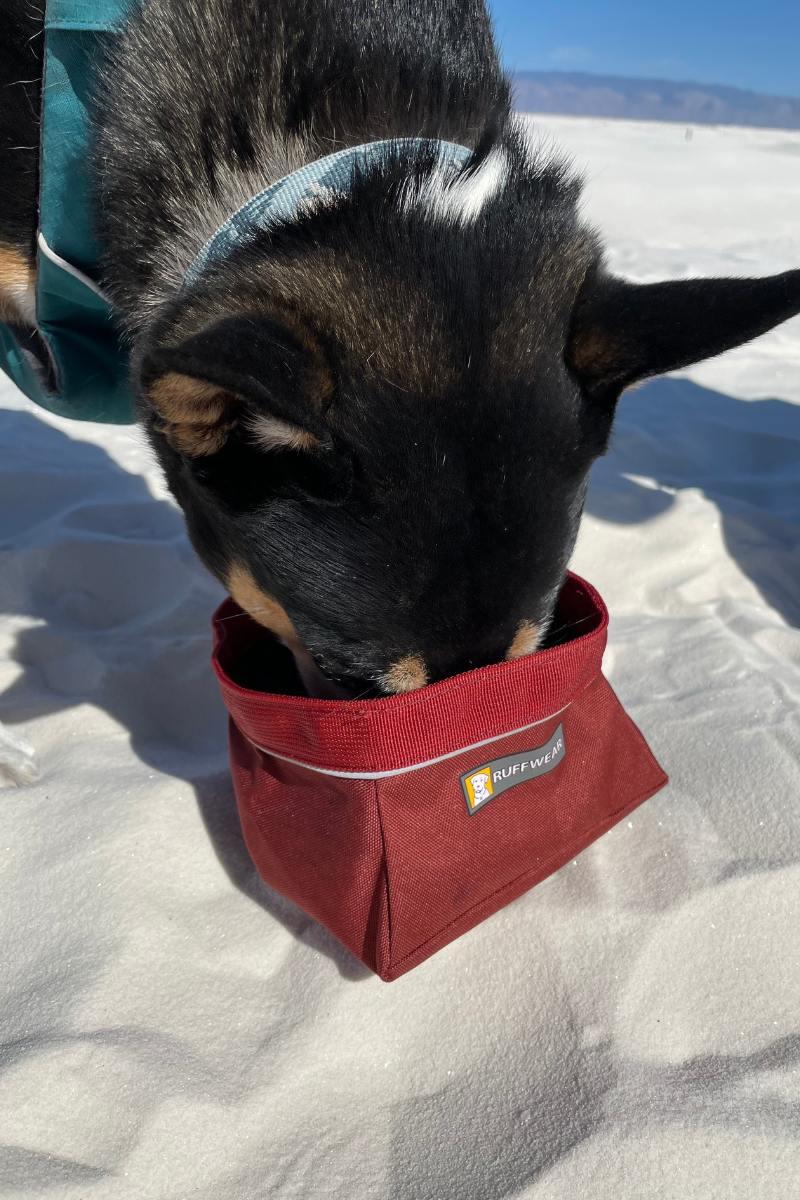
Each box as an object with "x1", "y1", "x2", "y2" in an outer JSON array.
[{"x1": 2, "y1": 113, "x2": 800, "y2": 1198}]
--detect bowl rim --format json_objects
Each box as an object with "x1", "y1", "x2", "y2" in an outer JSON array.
[{"x1": 211, "y1": 570, "x2": 608, "y2": 713}]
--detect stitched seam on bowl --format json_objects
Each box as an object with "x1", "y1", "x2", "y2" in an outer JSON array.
[
  {"x1": 245, "y1": 701, "x2": 572, "y2": 777},
  {"x1": 214, "y1": 638, "x2": 602, "y2": 718},
  {"x1": 374, "y1": 779, "x2": 393, "y2": 973}
]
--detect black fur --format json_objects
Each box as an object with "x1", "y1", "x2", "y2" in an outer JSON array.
[
  {"x1": 3, "y1": 0, "x2": 800, "y2": 695},
  {"x1": 92, "y1": 0, "x2": 511, "y2": 328},
  {"x1": 0, "y1": 0, "x2": 42, "y2": 261},
  {"x1": 134, "y1": 130, "x2": 602, "y2": 688}
]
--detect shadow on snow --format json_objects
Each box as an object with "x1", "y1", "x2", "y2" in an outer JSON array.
[
  {"x1": 0, "y1": 408, "x2": 369, "y2": 980},
  {"x1": 586, "y1": 376, "x2": 800, "y2": 628}
]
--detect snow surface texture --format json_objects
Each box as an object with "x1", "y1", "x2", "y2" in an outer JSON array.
[{"x1": 1, "y1": 114, "x2": 800, "y2": 1198}]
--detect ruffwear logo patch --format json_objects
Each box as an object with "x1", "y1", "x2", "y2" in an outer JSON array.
[{"x1": 460, "y1": 723, "x2": 566, "y2": 814}]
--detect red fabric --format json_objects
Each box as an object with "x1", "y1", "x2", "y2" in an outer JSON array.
[{"x1": 213, "y1": 573, "x2": 668, "y2": 981}]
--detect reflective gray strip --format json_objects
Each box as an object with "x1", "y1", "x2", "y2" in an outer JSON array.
[
  {"x1": 246, "y1": 702, "x2": 570, "y2": 779},
  {"x1": 182, "y1": 138, "x2": 472, "y2": 288},
  {"x1": 38, "y1": 232, "x2": 109, "y2": 299}
]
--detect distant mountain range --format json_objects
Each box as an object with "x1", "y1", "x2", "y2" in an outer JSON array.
[{"x1": 512, "y1": 71, "x2": 800, "y2": 130}]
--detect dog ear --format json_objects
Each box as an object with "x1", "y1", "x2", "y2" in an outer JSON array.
[
  {"x1": 141, "y1": 313, "x2": 334, "y2": 456},
  {"x1": 567, "y1": 268, "x2": 800, "y2": 404}
]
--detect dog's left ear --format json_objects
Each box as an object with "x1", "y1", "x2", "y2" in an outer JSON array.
[
  {"x1": 567, "y1": 268, "x2": 800, "y2": 404},
  {"x1": 141, "y1": 313, "x2": 333, "y2": 456}
]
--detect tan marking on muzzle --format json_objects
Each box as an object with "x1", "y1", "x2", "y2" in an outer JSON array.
[
  {"x1": 226, "y1": 565, "x2": 299, "y2": 645},
  {"x1": 226, "y1": 564, "x2": 353, "y2": 700},
  {"x1": 380, "y1": 655, "x2": 429, "y2": 694},
  {"x1": 505, "y1": 619, "x2": 540, "y2": 660}
]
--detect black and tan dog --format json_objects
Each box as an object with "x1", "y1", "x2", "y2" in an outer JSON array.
[{"x1": 3, "y1": 0, "x2": 800, "y2": 698}]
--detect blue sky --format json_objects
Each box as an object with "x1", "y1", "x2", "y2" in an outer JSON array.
[{"x1": 487, "y1": 1, "x2": 800, "y2": 97}]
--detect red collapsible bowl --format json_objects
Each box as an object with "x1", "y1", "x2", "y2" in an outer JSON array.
[{"x1": 212, "y1": 572, "x2": 667, "y2": 981}]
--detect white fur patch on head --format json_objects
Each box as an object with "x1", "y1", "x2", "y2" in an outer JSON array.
[
  {"x1": 403, "y1": 147, "x2": 509, "y2": 227},
  {"x1": 247, "y1": 413, "x2": 319, "y2": 453}
]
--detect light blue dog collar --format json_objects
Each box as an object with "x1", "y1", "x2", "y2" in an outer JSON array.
[{"x1": 182, "y1": 138, "x2": 473, "y2": 289}]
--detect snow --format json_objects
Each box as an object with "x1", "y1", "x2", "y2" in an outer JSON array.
[{"x1": 2, "y1": 113, "x2": 800, "y2": 1198}]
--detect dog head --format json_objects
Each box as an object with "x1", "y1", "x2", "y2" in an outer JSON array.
[
  {"x1": 139, "y1": 134, "x2": 800, "y2": 696},
  {"x1": 469, "y1": 773, "x2": 492, "y2": 804}
]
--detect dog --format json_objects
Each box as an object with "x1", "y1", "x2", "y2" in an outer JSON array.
[
  {"x1": 2, "y1": 0, "x2": 800, "y2": 700},
  {"x1": 468, "y1": 773, "x2": 492, "y2": 806}
]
